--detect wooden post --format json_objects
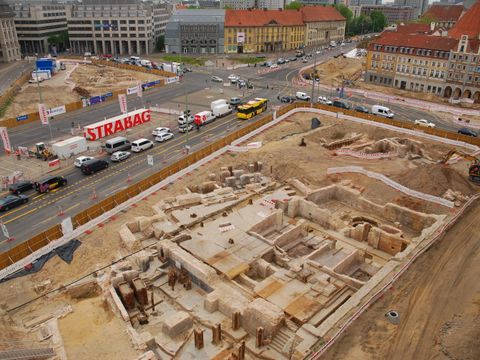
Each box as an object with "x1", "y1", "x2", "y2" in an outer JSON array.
[
  {"x1": 256, "y1": 327, "x2": 264, "y2": 348},
  {"x1": 211, "y1": 323, "x2": 221, "y2": 344},
  {"x1": 232, "y1": 311, "x2": 241, "y2": 330},
  {"x1": 194, "y1": 328, "x2": 204, "y2": 349},
  {"x1": 238, "y1": 340, "x2": 245, "y2": 360}
]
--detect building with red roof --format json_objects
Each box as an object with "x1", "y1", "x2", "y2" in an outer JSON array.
[
  {"x1": 224, "y1": 7, "x2": 345, "y2": 53},
  {"x1": 422, "y1": 4, "x2": 465, "y2": 29}
]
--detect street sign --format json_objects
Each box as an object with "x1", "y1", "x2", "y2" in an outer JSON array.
[
  {"x1": 0, "y1": 222, "x2": 9, "y2": 239},
  {"x1": 0, "y1": 127, "x2": 12, "y2": 153},
  {"x1": 38, "y1": 103, "x2": 49, "y2": 125},
  {"x1": 147, "y1": 155, "x2": 154, "y2": 166},
  {"x1": 118, "y1": 94, "x2": 127, "y2": 114}
]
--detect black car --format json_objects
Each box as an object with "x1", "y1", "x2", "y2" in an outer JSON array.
[
  {"x1": 0, "y1": 194, "x2": 28, "y2": 212},
  {"x1": 354, "y1": 105, "x2": 369, "y2": 114},
  {"x1": 9, "y1": 180, "x2": 34, "y2": 195},
  {"x1": 280, "y1": 95, "x2": 295, "y2": 103},
  {"x1": 458, "y1": 128, "x2": 478, "y2": 137},
  {"x1": 333, "y1": 100, "x2": 352, "y2": 110},
  {"x1": 81, "y1": 159, "x2": 109, "y2": 175},
  {"x1": 289, "y1": 57, "x2": 297, "y2": 62},
  {"x1": 34, "y1": 175, "x2": 67, "y2": 193}
]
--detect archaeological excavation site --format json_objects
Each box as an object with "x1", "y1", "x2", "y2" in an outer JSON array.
[{"x1": 0, "y1": 111, "x2": 478, "y2": 360}]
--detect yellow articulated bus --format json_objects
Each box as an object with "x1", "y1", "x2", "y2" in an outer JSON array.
[{"x1": 236, "y1": 98, "x2": 268, "y2": 120}]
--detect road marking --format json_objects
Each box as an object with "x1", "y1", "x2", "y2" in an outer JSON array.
[
  {"x1": 32, "y1": 194, "x2": 45, "y2": 200},
  {"x1": 0, "y1": 203, "x2": 30, "y2": 219},
  {"x1": 4, "y1": 207, "x2": 37, "y2": 225}
]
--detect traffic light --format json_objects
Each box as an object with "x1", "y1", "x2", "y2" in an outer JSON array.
[{"x1": 184, "y1": 109, "x2": 191, "y2": 117}]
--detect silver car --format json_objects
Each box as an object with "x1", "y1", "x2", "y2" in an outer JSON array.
[{"x1": 111, "y1": 151, "x2": 131, "y2": 162}]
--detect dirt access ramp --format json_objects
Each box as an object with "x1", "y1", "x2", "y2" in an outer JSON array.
[{"x1": 323, "y1": 198, "x2": 480, "y2": 360}]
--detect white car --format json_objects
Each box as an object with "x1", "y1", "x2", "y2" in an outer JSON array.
[
  {"x1": 155, "y1": 132, "x2": 174, "y2": 142},
  {"x1": 211, "y1": 76, "x2": 223, "y2": 82},
  {"x1": 179, "y1": 124, "x2": 193, "y2": 133},
  {"x1": 110, "y1": 151, "x2": 131, "y2": 162},
  {"x1": 228, "y1": 74, "x2": 239, "y2": 83},
  {"x1": 270, "y1": 64, "x2": 278, "y2": 69},
  {"x1": 151, "y1": 127, "x2": 172, "y2": 136},
  {"x1": 414, "y1": 119, "x2": 436, "y2": 128},
  {"x1": 318, "y1": 96, "x2": 333, "y2": 105},
  {"x1": 178, "y1": 115, "x2": 194, "y2": 125},
  {"x1": 74, "y1": 156, "x2": 94, "y2": 168}
]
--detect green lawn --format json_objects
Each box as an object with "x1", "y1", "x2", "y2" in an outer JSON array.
[
  {"x1": 161, "y1": 55, "x2": 205, "y2": 66},
  {"x1": 0, "y1": 97, "x2": 13, "y2": 119}
]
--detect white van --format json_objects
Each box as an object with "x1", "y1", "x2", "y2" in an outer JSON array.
[
  {"x1": 130, "y1": 56, "x2": 140, "y2": 62},
  {"x1": 371, "y1": 105, "x2": 394, "y2": 118},
  {"x1": 105, "y1": 136, "x2": 131, "y2": 154},
  {"x1": 296, "y1": 91, "x2": 311, "y2": 101},
  {"x1": 131, "y1": 138, "x2": 153, "y2": 152},
  {"x1": 194, "y1": 111, "x2": 216, "y2": 126}
]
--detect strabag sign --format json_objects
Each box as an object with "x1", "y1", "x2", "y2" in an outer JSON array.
[{"x1": 83, "y1": 108, "x2": 151, "y2": 141}]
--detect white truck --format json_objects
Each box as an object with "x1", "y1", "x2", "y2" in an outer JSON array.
[
  {"x1": 52, "y1": 136, "x2": 88, "y2": 159},
  {"x1": 140, "y1": 59, "x2": 152, "y2": 67},
  {"x1": 210, "y1": 99, "x2": 232, "y2": 118}
]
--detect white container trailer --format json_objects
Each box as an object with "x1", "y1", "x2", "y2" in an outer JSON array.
[
  {"x1": 210, "y1": 99, "x2": 228, "y2": 109},
  {"x1": 52, "y1": 136, "x2": 88, "y2": 159}
]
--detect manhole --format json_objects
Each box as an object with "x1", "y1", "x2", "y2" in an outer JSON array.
[{"x1": 385, "y1": 310, "x2": 400, "y2": 324}]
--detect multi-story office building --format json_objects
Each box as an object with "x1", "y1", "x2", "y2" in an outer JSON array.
[
  {"x1": 301, "y1": 6, "x2": 346, "y2": 47},
  {"x1": 165, "y1": 9, "x2": 225, "y2": 54},
  {"x1": 364, "y1": 0, "x2": 480, "y2": 102},
  {"x1": 349, "y1": 0, "x2": 381, "y2": 5},
  {"x1": 219, "y1": 0, "x2": 255, "y2": 9},
  {"x1": 393, "y1": 0, "x2": 428, "y2": 17},
  {"x1": 67, "y1": 0, "x2": 170, "y2": 56},
  {"x1": 421, "y1": 4, "x2": 465, "y2": 29},
  {"x1": 224, "y1": 9, "x2": 305, "y2": 53},
  {"x1": 0, "y1": 2, "x2": 20, "y2": 62},
  {"x1": 360, "y1": 5, "x2": 416, "y2": 24},
  {"x1": 12, "y1": 2, "x2": 67, "y2": 55}
]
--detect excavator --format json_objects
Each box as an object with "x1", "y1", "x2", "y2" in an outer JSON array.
[{"x1": 441, "y1": 150, "x2": 480, "y2": 183}]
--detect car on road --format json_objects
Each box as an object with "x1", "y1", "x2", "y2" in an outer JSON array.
[
  {"x1": 270, "y1": 64, "x2": 278, "y2": 69},
  {"x1": 34, "y1": 175, "x2": 67, "y2": 193},
  {"x1": 289, "y1": 57, "x2": 297, "y2": 62},
  {"x1": 184, "y1": 67, "x2": 192, "y2": 72},
  {"x1": 296, "y1": 91, "x2": 311, "y2": 101},
  {"x1": 302, "y1": 57, "x2": 308, "y2": 63},
  {"x1": 318, "y1": 96, "x2": 333, "y2": 105},
  {"x1": 276, "y1": 58, "x2": 286, "y2": 65},
  {"x1": 0, "y1": 194, "x2": 28, "y2": 212},
  {"x1": 74, "y1": 156, "x2": 94, "y2": 168},
  {"x1": 230, "y1": 97, "x2": 242, "y2": 107},
  {"x1": 280, "y1": 95, "x2": 295, "y2": 103},
  {"x1": 178, "y1": 114, "x2": 194, "y2": 125},
  {"x1": 228, "y1": 74, "x2": 239, "y2": 83},
  {"x1": 237, "y1": 79, "x2": 247, "y2": 88},
  {"x1": 131, "y1": 138, "x2": 154, "y2": 152},
  {"x1": 414, "y1": 119, "x2": 436, "y2": 128},
  {"x1": 152, "y1": 127, "x2": 172, "y2": 136},
  {"x1": 354, "y1": 105, "x2": 369, "y2": 114},
  {"x1": 179, "y1": 123, "x2": 193, "y2": 133},
  {"x1": 211, "y1": 76, "x2": 223, "y2": 82},
  {"x1": 155, "y1": 132, "x2": 174, "y2": 142},
  {"x1": 458, "y1": 128, "x2": 478, "y2": 137},
  {"x1": 333, "y1": 99, "x2": 352, "y2": 110},
  {"x1": 111, "y1": 151, "x2": 131, "y2": 162},
  {"x1": 8, "y1": 181, "x2": 33, "y2": 195},
  {"x1": 81, "y1": 159, "x2": 109, "y2": 175}
]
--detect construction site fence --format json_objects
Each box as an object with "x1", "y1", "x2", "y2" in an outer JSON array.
[
  {"x1": 0, "y1": 101, "x2": 476, "y2": 270},
  {"x1": 0, "y1": 59, "x2": 175, "y2": 130}
]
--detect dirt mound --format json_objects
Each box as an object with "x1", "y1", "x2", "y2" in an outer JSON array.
[{"x1": 393, "y1": 164, "x2": 478, "y2": 196}]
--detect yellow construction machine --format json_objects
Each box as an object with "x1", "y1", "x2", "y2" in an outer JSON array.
[{"x1": 441, "y1": 150, "x2": 480, "y2": 183}]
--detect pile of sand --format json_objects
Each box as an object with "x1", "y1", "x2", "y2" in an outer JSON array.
[{"x1": 393, "y1": 164, "x2": 477, "y2": 196}]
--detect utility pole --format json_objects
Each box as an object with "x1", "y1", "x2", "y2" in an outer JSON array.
[
  {"x1": 311, "y1": 48, "x2": 317, "y2": 104},
  {"x1": 35, "y1": 58, "x2": 53, "y2": 141}
]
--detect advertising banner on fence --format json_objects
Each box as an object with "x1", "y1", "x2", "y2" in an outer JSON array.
[
  {"x1": 118, "y1": 94, "x2": 127, "y2": 114},
  {"x1": 83, "y1": 108, "x2": 151, "y2": 141},
  {"x1": 16, "y1": 114, "x2": 28, "y2": 122},
  {"x1": 127, "y1": 86, "x2": 138, "y2": 95},
  {"x1": 137, "y1": 82, "x2": 143, "y2": 98},
  {"x1": 0, "y1": 127, "x2": 11, "y2": 153},
  {"x1": 47, "y1": 105, "x2": 66, "y2": 118},
  {"x1": 38, "y1": 103, "x2": 49, "y2": 125},
  {"x1": 166, "y1": 77, "x2": 179, "y2": 84}
]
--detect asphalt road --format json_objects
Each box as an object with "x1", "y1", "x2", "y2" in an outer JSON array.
[
  {"x1": 0, "y1": 45, "x2": 466, "y2": 251},
  {"x1": 0, "y1": 61, "x2": 33, "y2": 96}
]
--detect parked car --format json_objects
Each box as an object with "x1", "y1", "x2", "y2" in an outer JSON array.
[
  {"x1": 211, "y1": 76, "x2": 223, "y2": 82},
  {"x1": 230, "y1": 97, "x2": 242, "y2": 107},
  {"x1": 152, "y1": 127, "x2": 172, "y2": 136},
  {"x1": 34, "y1": 175, "x2": 67, "y2": 193},
  {"x1": 354, "y1": 105, "x2": 369, "y2": 114},
  {"x1": 289, "y1": 57, "x2": 297, "y2": 62},
  {"x1": 8, "y1": 180, "x2": 33, "y2": 195},
  {"x1": 81, "y1": 159, "x2": 109, "y2": 175},
  {"x1": 302, "y1": 57, "x2": 308, "y2": 63},
  {"x1": 178, "y1": 115, "x2": 194, "y2": 125},
  {"x1": 111, "y1": 151, "x2": 131, "y2": 162},
  {"x1": 280, "y1": 95, "x2": 295, "y2": 103},
  {"x1": 414, "y1": 119, "x2": 436, "y2": 128},
  {"x1": 296, "y1": 91, "x2": 311, "y2": 101},
  {"x1": 28, "y1": 78, "x2": 44, "y2": 84},
  {"x1": 74, "y1": 156, "x2": 94, "y2": 168},
  {"x1": 179, "y1": 124, "x2": 193, "y2": 133},
  {"x1": 228, "y1": 74, "x2": 239, "y2": 83},
  {"x1": 270, "y1": 64, "x2": 279, "y2": 69},
  {"x1": 0, "y1": 194, "x2": 28, "y2": 211},
  {"x1": 277, "y1": 58, "x2": 286, "y2": 65},
  {"x1": 318, "y1": 96, "x2": 333, "y2": 105},
  {"x1": 458, "y1": 128, "x2": 478, "y2": 137},
  {"x1": 155, "y1": 132, "x2": 174, "y2": 142}
]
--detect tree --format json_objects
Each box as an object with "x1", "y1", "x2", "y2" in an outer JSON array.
[
  {"x1": 370, "y1": 10, "x2": 387, "y2": 32},
  {"x1": 155, "y1": 36, "x2": 165, "y2": 52},
  {"x1": 285, "y1": 1, "x2": 302, "y2": 10},
  {"x1": 417, "y1": 14, "x2": 438, "y2": 24},
  {"x1": 334, "y1": 4, "x2": 353, "y2": 22}
]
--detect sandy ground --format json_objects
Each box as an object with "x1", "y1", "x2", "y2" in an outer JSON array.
[
  {"x1": 0, "y1": 111, "x2": 477, "y2": 358},
  {"x1": 323, "y1": 199, "x2": 480, "y2": 360},
  {"x1": 2, "y1": 64, "x2": 164, "y2": 120}
]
